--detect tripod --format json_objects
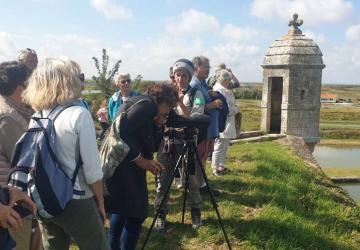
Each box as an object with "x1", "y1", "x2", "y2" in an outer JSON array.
[{"x1": 141, "y1": 128, "x2": 232, "y2": 250}]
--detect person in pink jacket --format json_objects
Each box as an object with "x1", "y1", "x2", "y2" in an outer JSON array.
[{"x1": 96, "y1": 99, "x2": 109, "y2": 140}]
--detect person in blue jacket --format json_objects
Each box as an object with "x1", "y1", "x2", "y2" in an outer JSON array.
[{"x1": 108, "y1": 73, "x2": 140, "y2": 122}]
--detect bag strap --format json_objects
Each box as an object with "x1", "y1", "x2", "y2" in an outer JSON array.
[
  {"x1": 46, "y1": 102, "x2": 84, "y2": 189},
  {"x1": 125, "y1": 98, "x2": 151, "y2": 113},
  {"x1": 47, "y1": 102, "x2": 77, "y2": 121},
  {"x1": 72, "y1": 159, "x2": 85, "y2": 196},
  {"x1": 112, "y1": 98, "x2": 150, "y2": 131}
]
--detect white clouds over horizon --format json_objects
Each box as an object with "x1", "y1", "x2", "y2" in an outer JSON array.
[
  {"x1": 221, "y1": 24, "x2": 260, "y2": 42},
  {"x1": 1, "y1": 1, "x2": 360, "y2": 84},
  {"x1": 90, "y1": 0, "x2": 132, "y2": 20},
  {"x1": 0, "y1": 32, "x2": 17, "y2": 60},
  {"x1": 346, "y1": 24, "x2": 360, "y2": 41},
  {"x1": 250, "y1": 0, "x2": 354, "y2": 27},
  {"x1": 303, "y1": 30, "x2": 326, "y2": 44},
  {"x1": 165, "y1": 9, "x2": 220, "y2": 36}
]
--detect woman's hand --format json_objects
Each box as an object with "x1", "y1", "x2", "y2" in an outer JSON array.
[
  {"x1": 0, "y1": 204, "x2": 23, "y2": 230},
  {"x1": 8, "y1": 187, "x2": 36, "y2": 216},
  {"x1": 208, "y1": 90, "x2": 219, "y2": 98},
  {"x1": 97, "y1": 201, "x2": 106, "y2": 224},
  {"x1": 176, "y1": 85, "x2": 185, "y2": 104},
  {"x1": 89, "y1": 180, "x2": 106, "y2": 224},
  {"x1": 134, "y1": 156, "x2": 164, "y2": 175},
  {"x1": 206, "y1": 99, "x2": 223, "y2": 111}
]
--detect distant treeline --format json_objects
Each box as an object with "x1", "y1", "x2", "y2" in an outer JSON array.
[{"x1": 84, "y1": 80, "x2": 263, "y2": 100}]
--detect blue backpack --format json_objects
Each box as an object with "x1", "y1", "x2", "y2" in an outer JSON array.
[{"x1": 8, "y1": 102, "x2": 84, "y2": 218}]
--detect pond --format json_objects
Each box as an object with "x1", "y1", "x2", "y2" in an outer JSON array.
[
  {"x1": 339, "y1": 184, "x2": 360, "y2": 202},
  {"x1": 313, "y1": 145, "x2": 360, "y2": 202},
  {"x1": 313, "y1": 145, "x2": 360, "y2": 168}
]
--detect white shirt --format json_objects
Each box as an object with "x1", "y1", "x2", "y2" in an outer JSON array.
[
  {"x1": 213, "y1": 83, "x2": 238, "y2": 138},
  {"x1": 43, "y1": 105, "x2": 103, "y2": 199}
]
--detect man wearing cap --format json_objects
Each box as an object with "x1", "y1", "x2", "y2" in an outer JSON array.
[
  {"x1": 154, "y1": 58, "x2": 204, "y2": 230},
  {"x1": 108, "y1": 73, "x2": 140, "y2": 122}
]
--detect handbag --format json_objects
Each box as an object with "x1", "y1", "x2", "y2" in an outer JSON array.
[
  {"x1": 99, "y1": 112, "x2": 129, "y2": 180},
  {"x1": 100, "y1": 99, "x2": 148, "y2": 179}
]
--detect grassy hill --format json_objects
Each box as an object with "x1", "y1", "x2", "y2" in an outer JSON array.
[{"x1": 139, "y1": 142, "x2": 360, "y2": 249}]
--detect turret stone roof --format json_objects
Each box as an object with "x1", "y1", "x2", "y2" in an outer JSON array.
[{"x1": 263, "y1": 14, "x2": 325, "y2": 68}]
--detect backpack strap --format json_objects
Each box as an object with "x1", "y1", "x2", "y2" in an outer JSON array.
[
  {"x1": 47, "y1": 102, "x2": 77, "y2": 121},
  {"x1": 188, "y1": 86, "x2": 198, "y2": 106},
  {"x1": 47, "y1": 102, "x2": 85, "y2": 195},
  {"x1": 72, "y1": 156, "x2": 85, "y2": 196}
]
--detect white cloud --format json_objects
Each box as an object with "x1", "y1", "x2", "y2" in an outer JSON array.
[
  {"x1": 346, "y1": 24, "x2": 360, "y2": 42},
  {"x1": 44, "y1": 34, "x2": 99, "y2": 45},
  {"x1": 303, "y1": 30, "x2": 326, "y2": 44},
  {"x1": 212, "y1": 43, "x2": 261, "y2": 66},
  {"x1": 90, "y1": 0, "x2": 132, "y2": 20},
  {"x1": 322, "y1": 42, "x2": 360, "y2": 84},
  {"x1": 221, "y1": 24, "x2": 260, "y2": 41},
  {"x1": 250, "y1": 0, "x2": 354, "y2": 27},
  {"x1": 165, "y1": 9, "x2": 220, "y2": 36},
  {"x1": 0, "y1": 32, "x2": 17, "y2": 61},
  {"x1": 121, "y1": 43, "x2": 135, "y2": 49}
]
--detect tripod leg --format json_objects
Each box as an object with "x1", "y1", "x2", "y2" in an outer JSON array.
[
  {"x1": 141, "y1": 144, "x2": 188, "y2": 250},
  {"x1": 181, "y1": 160, "x2": 190, "y2": 224},
  {"x1": 192, "y1": 141, "x2": 232, "y2": 250}
]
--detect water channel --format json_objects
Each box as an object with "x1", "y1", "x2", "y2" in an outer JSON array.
[{"x1": 313, "y1": 145, "x2": 360, "y2": 202}]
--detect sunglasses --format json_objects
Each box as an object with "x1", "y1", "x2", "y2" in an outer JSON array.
[{"x1": 120, "y1": 79, "x2": 131, "y2": 84}]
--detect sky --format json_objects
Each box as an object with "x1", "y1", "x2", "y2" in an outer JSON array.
[{"x1": 1, "y1": 0, "x2": 360, "y2": 84}]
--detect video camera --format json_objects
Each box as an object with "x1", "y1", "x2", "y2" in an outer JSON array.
[
  {"x1": 166, "y1": 112, "x2": 210, "y2": 139},
  {"x1": 162, "y1": 113, "x2": 210, "y2": 175},
  {"x1": 0, "y1": 187, "x2": 31, "y2": 218}
]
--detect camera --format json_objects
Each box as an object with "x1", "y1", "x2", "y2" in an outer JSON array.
[
  {"x1": 13, "y1": 204, "x2": 31, "y2": 218},
  {"x1": 0, "y1": 187, "x2": 31, "y2": 218},
  {"x1": 162, "y1": 114, "x2": 210, "y2": 176},
  {"x1": 167, "y1": 113, "x2": 210, "y2": 131}
]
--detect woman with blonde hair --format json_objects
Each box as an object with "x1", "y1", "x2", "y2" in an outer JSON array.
[{"x1": 21, "y1": 57, "x2": 109, "y2": 250}]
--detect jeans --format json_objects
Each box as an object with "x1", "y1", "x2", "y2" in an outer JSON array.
[
  {"x1": 211, "y1": 138, "x2": 231, "y2": 170},
  {"x1": 108, "y1": 214, "x2": 144, "y2": 250}
]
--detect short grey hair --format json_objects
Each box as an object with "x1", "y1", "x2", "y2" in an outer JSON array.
[
  {"x1": 116, "y1": 73, "x2": 130, "y2": 84},
  {"x1": 18, "y1": 48, "x2": 37, "y2": 61},
  {"x1": 192, "y1": 56, "x2": 209, "y2": 69},
  {"x1": 215, "y1": 63, "x2": 226, "y2": 72},
  {"x1": 218, "y1": 69, "x2": 232, "y2": 82}
]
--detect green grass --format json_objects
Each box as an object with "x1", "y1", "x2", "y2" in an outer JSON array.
[
  {"x1": 138, "y1": 142, "x2": 360, "y2": 249},
  {"x1": 237, "y1": 99, "x2": 360, "y2": 140},
  {"x1": 321, "y1": 85, "x2": 360, "y2": 101},
  {"x1": 237, "y1": 99, "x2": 261, "y2": 131},
  {"x1": 320, "y1": 139, "x2": 360, "y2": 146}
]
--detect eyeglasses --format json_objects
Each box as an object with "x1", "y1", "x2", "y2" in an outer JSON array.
[{"x1": 120, "y1": 79, "x2": 131, "y2": 84}]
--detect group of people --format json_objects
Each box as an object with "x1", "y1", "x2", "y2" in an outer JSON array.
[{"x1": 0, "y1": 48, "x2": 240, "y2": 250}]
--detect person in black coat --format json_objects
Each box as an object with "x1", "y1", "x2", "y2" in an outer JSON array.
[{"x1": 105, "y1": 83, "x2": 178, "y2": 250}]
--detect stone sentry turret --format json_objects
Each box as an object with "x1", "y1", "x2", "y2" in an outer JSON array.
[{"x1": 261, "y1": 13, "x2": 325, "y2": 152}]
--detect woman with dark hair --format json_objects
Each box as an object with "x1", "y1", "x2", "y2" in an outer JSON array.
[
  {"x1": 0, "y1": 61, "x2": 41, "y2": 250},
  {"x1": 106, "y1": 83, "x2": 178, "y2": 250}
]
